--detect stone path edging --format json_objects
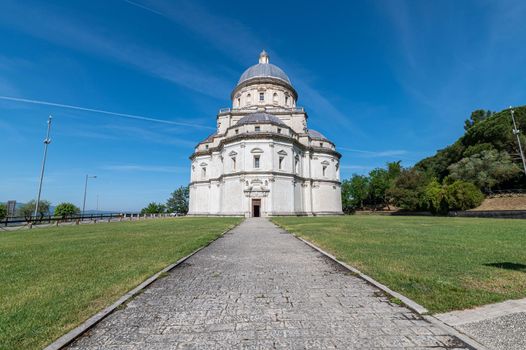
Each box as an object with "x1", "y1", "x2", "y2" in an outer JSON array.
[
  {"x1": 435, "y1": 297, "x2": 526, "y2": 326},
  {"x1": 285, "y1": 231, "x2": 489, "y2": 350},
  {"x1": 292, "y1": 235, "x2": 429, "y2": 314},
  {"x1": 43, "y1": 223, "x2": 240, "y2": 350},
  {"x1": 423, "y1": 315, "x2": 489, "y2": 350}
]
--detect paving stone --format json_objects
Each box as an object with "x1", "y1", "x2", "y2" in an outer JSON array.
[{"x1": 68, "y1": 218, "x2": 470, "y2": 349}]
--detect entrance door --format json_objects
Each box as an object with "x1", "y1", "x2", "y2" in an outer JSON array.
[{"x1": 252, "y1": 199, "x2": 261, "y2": 217}]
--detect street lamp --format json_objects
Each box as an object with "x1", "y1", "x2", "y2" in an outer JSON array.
[
  {"x1": 510, "y1": 107, "x2": 526, "y2": 176},
  {"x1": 82, "y1": 175, "x2": 97, "y2": 215},
  {"x1": 34, "y1": 116, "x2": 52, "y2": 217}
]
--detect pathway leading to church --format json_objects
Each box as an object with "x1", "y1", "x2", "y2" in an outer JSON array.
[{"x1": 68, "y1": 219, "x2": 471, "y2": 349}]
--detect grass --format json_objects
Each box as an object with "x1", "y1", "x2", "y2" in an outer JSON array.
[
  {"x1": 272, "y1": 215, "x2": 526, "y2": 314},
  {"x1": 0, "y1": 217, "x2": 241, "y2": 350}
]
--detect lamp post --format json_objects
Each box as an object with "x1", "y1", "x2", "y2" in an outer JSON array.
[
  {"x1": 82, "y1": 175, "x2": 97, "y2": 215},
  {"x1": 34, "y1": 116, "x2": 52, "y2": 217},
  {"x1": 510, "y1": 108, "x2": 526, "y2": 176}
]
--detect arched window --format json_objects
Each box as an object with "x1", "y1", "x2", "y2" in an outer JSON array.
[
  {"x1": 246, "y1": 93, "x2": 251, "y2": 105},
  {"x1": 294, "y1": 155, "x2": 299, "y2": 173},
  {"x1": 273, "y1": 93, "x2": 278, "y2": 104},
  {"x1": 285, "y1": 95, "x2": 289, "y2": 106}
]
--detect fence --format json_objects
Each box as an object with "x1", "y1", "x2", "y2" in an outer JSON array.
[{"x1": 1, "y1": 212, "x2": 178, "y2": 229}]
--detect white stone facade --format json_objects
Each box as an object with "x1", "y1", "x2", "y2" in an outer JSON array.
[{"x1": 188, "y1": 51, "x2": 342, "y2": 217}]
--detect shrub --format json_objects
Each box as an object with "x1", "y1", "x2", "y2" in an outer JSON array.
[
  {"x1": 423, "y1": 179, "x2": 448, "y2": 215},
  {"x1": 54, "y1": 202, "x2": 81, "y2": 217},
  {"x1": 0, "y1": 203, "x2": 6, "y2": 220},
  {"x1": 444, "y1": 180, "x2": 485, "y2": 211},
  {"x1": 140, "y1": 202, "x2": 166, "y2": 215}
]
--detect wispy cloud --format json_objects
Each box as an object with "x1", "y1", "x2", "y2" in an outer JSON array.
[
  {"x1": 339, "y1": 147, "x2": 408, "y2": 158},
  {"x1": 1, "y1": 1, "x2": 232, "y2": 100},
  {"x1": 122, "y1": 0, "x2": 362, "y2": 135},
  {"x1": 125, "y1": 0, "x2": 264, "y2": 64},
  {"x1": 0, "y1": 95, "x2": 214, "y2": 130},
  {"x1": 102, "y1": 164, "x2": 186, "y2": 173}
]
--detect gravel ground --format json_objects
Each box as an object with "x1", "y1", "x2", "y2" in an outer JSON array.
[{"x1": 457, "y1": 312, "x2": 526, "y2": 350}]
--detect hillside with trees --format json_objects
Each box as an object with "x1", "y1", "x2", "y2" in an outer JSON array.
[
  {"x1": 416, "y1": 106, "x2": 525, "y2": 190},
  {"x1": 342, "y1": 106, "x2": 526, "y2": 213}
]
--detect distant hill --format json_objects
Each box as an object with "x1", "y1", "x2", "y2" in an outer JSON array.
[{"x1": 416, "y1": 105, "x2": 526, "y2": 189}]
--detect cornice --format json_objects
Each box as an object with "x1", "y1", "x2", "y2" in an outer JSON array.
[
  {"x1": 230, "y1": 77, "x2": 298, "y2": 100},
  {"x1": 190, "y1": 132, "x2": 341, "y2": 160},
  {"x1": 189, "y1": 171, "x2": 341, "y2": 186}
]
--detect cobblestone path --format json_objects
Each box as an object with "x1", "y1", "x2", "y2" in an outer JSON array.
[{"x1": 69, "y1": 218, "x2": 471, "y2": 349}]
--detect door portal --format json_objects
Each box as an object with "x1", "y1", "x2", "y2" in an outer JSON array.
[{"x1": 252, "y1": 199, "x2": 261, "y2": 217}]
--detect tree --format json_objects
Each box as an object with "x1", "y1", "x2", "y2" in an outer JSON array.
[
  {"x1": 54, "y1": 202, "x2": 80, "y2": 217},
  {"x1": 341, "y1": 175, "x2": 369, "y2": 213},
  {"x1": 0, "y1": 203, "x2": 6, "y2": 220},
  {"x1": 423, "y1": 179, "x2": 448, "y2": 214},
  {"x1": 368, "y1": 168, "x2": 391, "y2": 209},
  {"x1": 464, "y1": 109, "x2": 493, "y2": 131},
  {"x1": 447, "y1": 150, "x2": 522, "y2": 192},
  {"x1": 388, "y1": 168, "x2": 430, "y2": 211},
  {"x1": 166, "y1": 186, "x2": 189, "y2": 214},
  {"x1": 18, "y1": 200, "x2": 51, "y2": 219},
  {"x1": 444, "y1": 180, "x2": 484, "y2": 211},
  {"x1": 366, "y1": 161, "x2": 404, "y2": 210},
  {"x1": 140, "y1": 202, "x2": 166, "y2": 215},
  {"x1": 417, "y1": 105, "x2": 526, "y2": 189}
]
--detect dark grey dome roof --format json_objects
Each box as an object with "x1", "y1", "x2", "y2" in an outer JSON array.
[
  {"x1": 236, "y1": 112, "x2": 285, "y2": 126},
  {"x1": 308, "y1": 129, "x2": 328, "y2": 140},
  {"x1": 238, "y1": 63, "x2": 291, "y2": 86},
  {"x1": 237, "y1": 50, "x2": 291, "y2": 87}
]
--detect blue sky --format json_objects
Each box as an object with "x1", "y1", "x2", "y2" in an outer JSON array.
[{"x1": 1, "y1": 0, "x2": 525, "y2": 211}]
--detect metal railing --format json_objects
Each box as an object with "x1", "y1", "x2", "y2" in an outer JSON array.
[{"x1": 1, "y1": 212, "x2": 181, "y2": 229}]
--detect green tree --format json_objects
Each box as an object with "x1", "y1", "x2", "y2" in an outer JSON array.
[
  {"x1": 140, "y1": 202, "x2": 166, "y2": 215},
  {"x1": 447, "y1": 150, "x2": 521, "y2": 192},
  {"x1": 444, "y1": 180, "x2": 485, "y2": 211},
  {"x1": 368, "y1": 168, "x2": 391, "y2": 209},
  {"x1": 54, "y1": 202, "x2": 80, "y2": 217},
  {"x1": 0, "y1": 203, "x2": 6, "y2": 220},
  {"x1": 464, "y1": 109, "x2": 493, "y2": 131},
  {"x1": 166, "y1": 186, "x2": 189, "y2": 214},
  {"x1": 341, "y1": 175, "x2": 369, "y2": 212},
  {"x1": 18, "y1": 200, "x2": 51, "y2": 219},
  {"x1": 417, "y1": 105, "x2": 526, "y2": 189},
  {"x1": 388, "y1": 168, "x2": 430, "y2": 211},
  {"x1": 423, "y1": 179, "x2": 448, "y2": 214},
  {"x1": 366, "y1": 161, "x2": 406, "y2": 209}
]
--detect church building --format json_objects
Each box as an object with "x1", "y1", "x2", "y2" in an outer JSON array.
[{"x1": 188, "y1": 51, "x2": 342, "y2": 217}]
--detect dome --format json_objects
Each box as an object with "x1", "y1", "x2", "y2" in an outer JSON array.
[
  {"x1": 237, "y1": 51, "x2": 292, "y2": 86},
  {"x1": 236, "y1": 112, "x2": 286, "y2": 126},
  {"x1": 308, "y1": 129, "x2": 328, "y2": 140}
]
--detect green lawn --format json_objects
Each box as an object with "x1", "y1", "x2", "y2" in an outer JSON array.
[
  {"x1": 0, "y1": 217, "x2": 241, "y2": 350},
  {"x1": 272, "y1": 215, "x2": 526, "y2": 314}
]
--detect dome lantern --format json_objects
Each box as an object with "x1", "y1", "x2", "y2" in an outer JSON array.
[{"x1": 259, "y1": 50, "x2": 269, "y2": 64}]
